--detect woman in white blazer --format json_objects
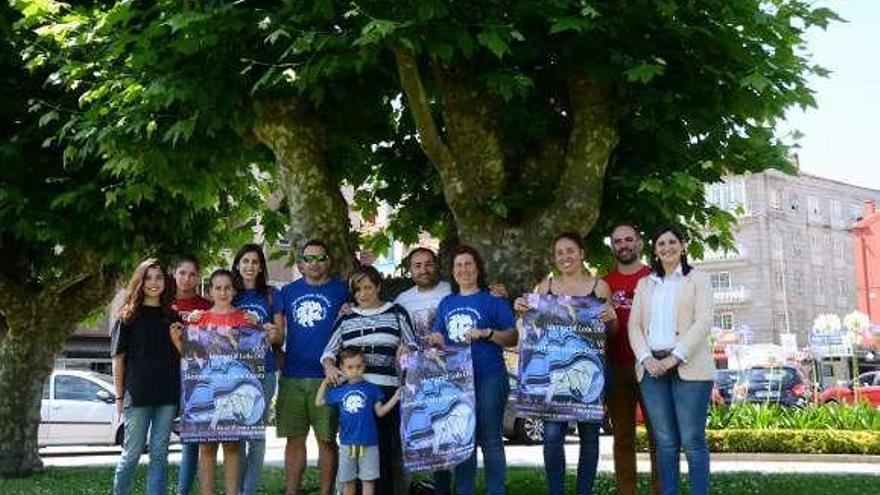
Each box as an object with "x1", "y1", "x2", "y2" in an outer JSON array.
[{"x1": 628, "y1": 226, "x2": 714, "y2": 495}]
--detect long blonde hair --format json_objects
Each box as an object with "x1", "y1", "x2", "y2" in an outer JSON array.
[{"x1": 117, "y1": 258, "x2": 174, "y2": 324}]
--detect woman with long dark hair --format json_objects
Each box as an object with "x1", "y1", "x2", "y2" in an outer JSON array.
[
  {"x1": 429, "y1": 245, "x2": 518, "y2": 495},
  {"x1": 320, "y1": 265, "x2": 415, "y2": 495},
  {"x1": 231, "y1": 243, "x2": 281, "y2": 495},
  {"x1": 513, "y1": 233, "x2": 618, "y2": 495},
  {"x1": 629, "y1": 226, "x2": 714, "y2": 495},
  {"x1": 111, "y1": 258, "x2": 183, "y2": 495}
]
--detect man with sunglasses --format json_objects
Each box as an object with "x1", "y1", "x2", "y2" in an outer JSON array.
[
  {"x1": 603, "y1": 223, "x2": 659, "y2": 495},
  {"x1": 272, "y1": 240, "x2": 351, "y2": 495}
]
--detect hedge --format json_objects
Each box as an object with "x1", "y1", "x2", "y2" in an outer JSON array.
[{"x1": 636, "y1": 428, "x2": 880, "y2": 455}]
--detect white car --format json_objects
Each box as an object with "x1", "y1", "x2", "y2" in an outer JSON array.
[{"x1": 40, "y1": 370, "x2": 123, "y2": 446}]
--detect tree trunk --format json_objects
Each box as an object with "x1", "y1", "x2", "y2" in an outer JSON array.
[
  {"x1": 0, "y1": 314, "x2": 57, "y2": 476},
  {"x1": 393, "y1": 49, "x2": 619, "y2": 294},
  {"x1": 253, "y1": 98, "x2": 358, "y2": 278},
  {"x1": 0, "y1": 260, "x2": 115, "y2": 477}
]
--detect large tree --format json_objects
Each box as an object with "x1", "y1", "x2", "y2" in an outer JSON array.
[
  {"x1": 17, "y1": 0, "x2": 837, "y2": 290},
  {"x1": 8, "y1": 0, "x2": 836, "y2": 473},
  {"x1": 0, "y1": 2, "x2": 279, "y2": 475}
]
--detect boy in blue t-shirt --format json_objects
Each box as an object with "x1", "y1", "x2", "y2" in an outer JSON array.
[{"x1": 316, "y1": 347, "x2": 401, "y2": 495}]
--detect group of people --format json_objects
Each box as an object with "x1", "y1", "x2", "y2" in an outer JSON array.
[{"x1": 109, "y1": 222, "x2": 714, "y2": 495}]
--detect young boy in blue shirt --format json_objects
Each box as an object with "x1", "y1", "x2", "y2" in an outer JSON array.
[{"x1": 316, "y1": 347, "x2": 401, "y2": 495}]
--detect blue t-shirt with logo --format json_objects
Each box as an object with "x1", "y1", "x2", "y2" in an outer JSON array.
[
  {"x1": 273, "y1": 277, "x2": 350, "y2": 378},
  {"x1": 325, "y1": 380, "x2": 384, "y2": 446},
  {"x1": 234, "y1": 287, "x2": 280, "y2": 373},
  {"x1": 434, "y1": 289, "x2": 516, "y2": 380}
]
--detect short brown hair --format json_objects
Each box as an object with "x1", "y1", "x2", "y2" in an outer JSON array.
[{"x1": 339, "y1": 347, "x2": 365, "y2": 364}]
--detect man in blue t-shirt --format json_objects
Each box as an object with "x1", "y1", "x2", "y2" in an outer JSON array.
[
  {"x1": 317, "y1": 347, "x2": 401, "y2": 495},
  {"x1": 272, "y1": 240, "x2": 351, "y2": 495}
]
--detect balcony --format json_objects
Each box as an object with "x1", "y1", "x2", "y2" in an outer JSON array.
[
  {"x1": 713, "y1": 286, "x2": 750, "y2": 305},
  {"x1": 698, "y1": 246, "x2": 746, "y2": 266}
]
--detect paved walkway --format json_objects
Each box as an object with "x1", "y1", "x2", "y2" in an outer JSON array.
[{"x1": 40, "y1": 428, "x2": 880, "y2": 475}]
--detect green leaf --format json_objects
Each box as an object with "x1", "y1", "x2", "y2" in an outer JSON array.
[
  {"x1": 624, "y1": 63, "x2": 665, "y2": 83},
  {"x1": 477, "y1": 28, "x2": 509, "y2": 59}
]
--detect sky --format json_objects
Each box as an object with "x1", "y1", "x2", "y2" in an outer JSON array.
[{"x1": 778, "y1": 0, "x2": 880, "y2": 190}]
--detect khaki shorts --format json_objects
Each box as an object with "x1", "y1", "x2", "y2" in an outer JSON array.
[
  {"x1": 338, "y1": 445, "x2": 380, "y2": 482},
  {"x1": 276, "y1": 377, "x2": 337, "y2": 441}
]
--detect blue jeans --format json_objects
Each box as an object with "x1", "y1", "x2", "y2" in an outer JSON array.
[
  {"x1": 177, "y1": 442, "x2": 198, "y2": 494},
  {"x1": 639, "y1": 370, "x2": 712, "y2": 495},
  {"x1": 239, "y1": 372, "x2": 277, "y2": 495},
  {"x1": 543, "y1": 421, "x2": 600, "y2": 495},
  {"x1": 435, "y1": 373, "x2": 508, "y2": 495},
  {"x1": 113, "y1": 403, "x2": 177, "y2": 495}
]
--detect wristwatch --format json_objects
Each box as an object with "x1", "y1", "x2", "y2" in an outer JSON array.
[{"x1": 484, "y1": 329, "x2": 494, "y2": 341}]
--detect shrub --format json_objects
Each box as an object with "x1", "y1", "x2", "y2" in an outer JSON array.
[
  {"x1": 707, "y1": 403, "x2": 880, "y2": 431},
  {"x1": 636, "y1": 428, "x2": 880, "y2": 454}
]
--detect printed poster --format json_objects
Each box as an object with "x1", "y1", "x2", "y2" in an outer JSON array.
[
  {"x1": 517, "y1": 293, "x2": 606, "y2": 423},
  {"x1": 180, "y1": 312, "x2": 267, "y2": 443},
  {"x1": 400, "y1": 345, "x2": 476, "y2": 473}
]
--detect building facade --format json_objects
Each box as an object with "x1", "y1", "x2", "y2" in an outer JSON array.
[
  {"x1": 695, "y1": 166, "x2": 880, "y2": 348},
  {"x1": 852, "y1": 201, "x2": 880, "y2": 324}
]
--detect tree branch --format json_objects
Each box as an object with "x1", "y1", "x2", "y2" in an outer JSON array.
[
  {"x1": 253, "y1": 98, "x2": 358, "y2": 278},
  {"x1": 536, "y1": 78, "x2": 619, "y2": 238},
  {"x1": 391, "y1": 46, "x2": 455, "y2": 174}
]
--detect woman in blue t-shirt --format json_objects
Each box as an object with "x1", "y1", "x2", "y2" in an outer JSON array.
[
  {"x1": 231, "y1": 243, "x2": 281, "y2": 495},
  {"x1": 111, "y1": 258, "x2": 183, "y2": 495},
  {"x1": 429, "y1": 245, "x2": 518, "y2": 495}
]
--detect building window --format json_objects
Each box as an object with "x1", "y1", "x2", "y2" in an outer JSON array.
[
  {"x1": 831, "y1": 199, "x2": 843, "y2": 220},
  {"x1": 769, "y1": 188, "x2": 782, "y2": 210},
  {"x1": 710, "y1": 272, "x2": 732, "y2": 291},
  {"x1": 789, "y1": 194, "x2": 801, "y2": 212},
  {"x1": 810, "y1": 233, "x2": 822, "y2": 252},
  {"x1": 814, "y1": 275, "x2": 825, "y2": 297},
  {"x1": 808, "y1": 195, "x2": 821, "y2": 215},
  {"x1": 792, "y1": 234, "x2": 804, "y2": 257},
  {"x1": 850, "y1": 203, "x2": 862, "y2": 222},
  {"x1": 775, "y1": 270, "x2": 784, "y2": 290},
  {"x1": 833, "y1": 238, "x2": 844, "y2": 259},
  {"x1": 791, "y1": 270, "x2": 804, "y2": 295},
  {"x1": 714, "y1": 312, "x2": 734, "y2": 331},
  {"x1": 838, "y1": 278, "x2": 849, "y2": 297},
  {"x1": 705, "y1": 177, "x2": 747, "y2": 213}
]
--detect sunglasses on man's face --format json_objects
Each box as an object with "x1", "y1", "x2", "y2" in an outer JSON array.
[{"x1": 302, "y1": 254, "x2": 329, "y2": 263}]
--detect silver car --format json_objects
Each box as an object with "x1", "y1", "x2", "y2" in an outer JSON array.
[{"x1": 39, "y1": 370, "x2": 123, "y2": 446}]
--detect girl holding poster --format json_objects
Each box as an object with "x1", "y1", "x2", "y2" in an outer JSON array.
[
  {"x1": 429, "y1": 245, "x2": 518, "y2": 495},
  {"x1": 111, "y1": 259, "x2": 182, "y2": 495},
  {"x1": 513, "y1": 233, "x2": 618, "y2": 495},
  {"x1": 171, "y1": 269, "x2": 259, "y2": 495}
]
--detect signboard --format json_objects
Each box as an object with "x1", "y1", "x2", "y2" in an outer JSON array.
[
  {"x1": 400, "y1": 345, "x2": 476, "y2": 473},
  {"x1": 180, "y1": 312, "x2": 267, "y2": 443},
  {"x1": 516, "y1": 293, "x2": 606, "y2": 423}
]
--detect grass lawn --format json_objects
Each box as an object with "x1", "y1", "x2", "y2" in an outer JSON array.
[{"x1": 0, "y1": 466, "x2": 875, "y2": 494}]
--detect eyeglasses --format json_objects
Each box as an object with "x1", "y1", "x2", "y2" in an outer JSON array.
[{"x1": 302, "y1": 254, "x2": 329, "y2": 263}]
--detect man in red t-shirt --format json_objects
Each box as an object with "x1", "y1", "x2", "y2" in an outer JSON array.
[{"x1": 604, "y1": 224, "x2": 659, "y2": 495}]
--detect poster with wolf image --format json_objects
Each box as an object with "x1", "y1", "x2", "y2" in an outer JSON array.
[
  {"x1": 180, "y1": 311, "x2": 267, "y2": 443},
  {"x1": 517, "y1": 293, "x2": 606, "y2": 423},
  {"x1": 400, "y1": 344, "x2": 476, "y2": 473}
]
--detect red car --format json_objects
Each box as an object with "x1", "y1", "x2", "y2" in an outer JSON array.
[{"x1": 820, "y1": 371, "x2": 880, "y2": 407}]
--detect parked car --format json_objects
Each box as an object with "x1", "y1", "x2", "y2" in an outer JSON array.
[
  {"x1": 39, "y1": 369, "x2": 180, "y2": 447},
  {"x1": 726, "y1": 365, "x2": 811, "y2": 407},
  {"x1": 40, "y1": 370, "x2": 123, "y2": 446},
  {"x1": 504, "y1": 374, "x2": 590, "y2": 444},
  {"x1": 714, "y1": 368, "x2": 744, "y2": 405},
  {"x1": 503, "y1": 374, "x2": 545, "y2": 444},
  {"x1": 820, "y1": 371, "x2": 880, "y2": 407}
]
